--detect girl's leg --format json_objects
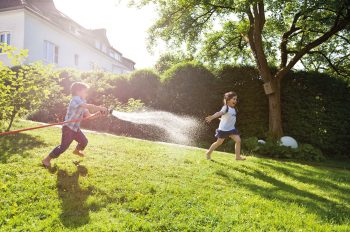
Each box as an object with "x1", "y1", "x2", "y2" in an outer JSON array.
[
  {"x1": 206, "y1": 138, "x2": 225, "y2": 160},
  {"x1": 229, "y1": 135, "x2": 245, "y2": 160}
]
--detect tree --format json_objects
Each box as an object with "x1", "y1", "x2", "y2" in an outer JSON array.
[
  {"x1": 154, "y1": 52, "x2": 189, "y2": 74},
  {"x1": 0, "y1": 44, "x2": 58, "y2": 131},
  {"x1": 132, "y1": 0, "x2": 350, "y2": 138}
]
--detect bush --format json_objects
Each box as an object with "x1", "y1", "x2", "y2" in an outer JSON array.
[
  {"x1": 242, "y1": 137, "x2": 259, "y2": 153},
  {"x1": 128, "y1": 69, "x2": 161, "y2": 105},
  {"x1": 254, "y1": 138, "x2": 325, "y2": 161},
  {"x1": 158, "y1": 61, "x2": 218, "y2": 116},
  {"x1": 282, "y1": 71, "x2": 350, "y2": 158},
  {"x1": 27, "y1": 63, "x2": 350, "y2": 160}
]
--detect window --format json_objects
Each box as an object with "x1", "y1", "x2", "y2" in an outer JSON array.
[
  {"x1": 109, "y1": 51, "x2": 114, "y2": 58},
  {"x1": 115, "y1": 53, "x2": 121, "y2": 61},
  {"x1": 95, "y1": 41, "x2": 101, "y2": 50},
  {"x1": 0, "y1": 32, "x2": 11, "y2": 53},
  {"x1": 74, "y1": 54, "x2": 79, "y2": 66},
  {"x1": 44, "y1": 40, "x2": 58, "y2": 64},
  {"x1": 102, "y1": 44, "x2": 107, "y2": 53}
]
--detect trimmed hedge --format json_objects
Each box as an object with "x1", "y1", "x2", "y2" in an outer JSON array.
[
  {"x1": 282, "y1": 71, "x2": 350, "y2": 158},
  {"x1": 157, "y1": 61, "x2": 218, "y2": 116},
  {"x1": 29, "y1": 64, "x2": 350, "y2": 159}
]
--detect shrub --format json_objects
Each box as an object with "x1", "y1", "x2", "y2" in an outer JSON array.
[
  {"x1": 242, "y1": 137, "x2": 259, "y2": 153},
  {"x1": 282, "y1": 71, "x2": 350, "y2": 158},
  {"x1": 128, "y1": 69, "x2": 161, "y2": 105},
  {"x1": 158, "y1": 61, "x2": 218, "y2": 116},
  {"x1": 254, "y1": 138, "x2": 325, "y2": 161}
]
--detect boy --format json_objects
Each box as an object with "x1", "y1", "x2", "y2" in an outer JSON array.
[{"x1": 42, "y1": 82, "x2": 107, "y2": 168}]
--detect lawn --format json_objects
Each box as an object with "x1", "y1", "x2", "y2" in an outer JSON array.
[{"x1": 0, "y1": 120, "x2": 350, "y2": 231}]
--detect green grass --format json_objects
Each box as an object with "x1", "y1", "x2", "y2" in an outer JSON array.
[{"x1": 0, "y1": 120, "x2": 350, "y2": 231}]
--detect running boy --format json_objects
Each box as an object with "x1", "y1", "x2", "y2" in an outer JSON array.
[
  {"x1": 42, "y1": 82, "x2": 107, "y2": 168},
  {"x1": 205, "y1": 91, "x2": 245, "y2": 161}
]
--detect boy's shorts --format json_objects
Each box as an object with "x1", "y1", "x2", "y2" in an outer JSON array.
[{"x1": 215, "y1": 129, "x2": 240, "y2": 139}]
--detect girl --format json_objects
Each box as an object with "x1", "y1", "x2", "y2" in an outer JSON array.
[{"x1": 205, "y1": 91, "x2": 245, "y2": 161}]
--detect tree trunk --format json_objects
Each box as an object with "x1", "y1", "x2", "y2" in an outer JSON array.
[
  {"x1": 6, "y1": 108, "x2": 17, "y2": 132},
  {"x1": 267, "y1": 79, "x2": 283, "y2": 138}
]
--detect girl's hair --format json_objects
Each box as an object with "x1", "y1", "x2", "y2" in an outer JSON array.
[
  {"x1": 223, "y1": 91, "x2": 237, "y2": 113},
  {"x1": 70, "y1": 82, "x2": 89, "y2": 95}
]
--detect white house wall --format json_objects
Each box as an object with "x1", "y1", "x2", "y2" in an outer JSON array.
[
  {"x1": 24, "y1": 10, "x2": 128, "y2": 72},
  {"x1": 0, "y1": 9, "x2": 25, "y2": 66}
]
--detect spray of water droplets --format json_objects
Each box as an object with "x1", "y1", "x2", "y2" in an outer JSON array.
[{"x1": 111, "y1": 110, "x2": 201, "y2": 145}]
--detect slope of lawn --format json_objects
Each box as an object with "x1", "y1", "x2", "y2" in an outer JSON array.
[{"x1": 0, "y1": 120, "x2": 350, "y2": 231}]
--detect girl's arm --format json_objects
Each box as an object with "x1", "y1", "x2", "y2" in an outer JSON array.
[{"x1": 205, "y1": 111, "x2": 225, "y2": 123}]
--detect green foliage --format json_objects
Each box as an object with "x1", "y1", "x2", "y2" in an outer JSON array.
[
  {"x1": 252, "y1": 137, "x2": 325, "y2": 162},
  {"x1": 28, "y1": 63, "x2": 350, "y2": 159},
  {"x1": 128, "y1": 69, "x2": 161, "y2": 105},
  {"x1": 242, "y1": 137, "x2": 259, "y2": 153},
  {"x1": 154, "y1": 53, "x2": 185, "y2": 74},
  {"x1": 0, "y1": 45, "x2": 59, "y2": 131},
  {"x1": 297, "y1": 144, "x2": 325, "y2": 162},
  {"x1": 158, "y1": 61, "x2": 218, "y2": 116},
  {"x1": 135, "y1": 0, "x2": 350, "y2": 76},
  {"x1": 282, "y1": 71, "x2": 350, "y2": 158},
  {"x1": 114, "y1": 98, "x2": 145, "y2": 112}
]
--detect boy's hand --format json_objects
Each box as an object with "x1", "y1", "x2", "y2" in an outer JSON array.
[
  {"x1": 205, "y1": 116, "x2": 213, "y2": 123},
  {"x1": 97, "y1": 106, "x2": 108, "y2": 115}
]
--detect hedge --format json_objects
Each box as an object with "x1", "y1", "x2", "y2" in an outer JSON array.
[{"x1": 28, "y1": 64, "x2": 350, "y2": 159}]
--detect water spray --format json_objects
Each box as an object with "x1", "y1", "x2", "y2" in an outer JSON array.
[{"x1": 109, "y1": 108, "x2": 201, "y2": 145}]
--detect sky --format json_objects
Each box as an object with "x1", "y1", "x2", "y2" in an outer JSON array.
[{"x1": 54, "y1": 0, "x2": 161, "y2": 68}]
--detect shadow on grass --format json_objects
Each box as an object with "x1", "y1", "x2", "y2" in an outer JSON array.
[
  {"x1": 258, "y1": 161, "x2": 350, "y2": 202},
  {"x1": 56, "y1": 161, "x2": 126, "y2": 228},
  {"x1": 212, "y1": 160, "x2": 350, "y2": 224},
  {"x1": 0, "y1": 133, "x2": 46, "y2": 163},
  {"x1": 56, "y1": 163, "x2": 94, "y2": 228}
]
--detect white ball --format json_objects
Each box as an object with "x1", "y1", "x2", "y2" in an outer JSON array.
[
  {"x1": 258, "y1": 139, "x2": 266, "y2": 144},
  {"x1": 280, "y1": 136, "x2": 298, "y2": 149}
]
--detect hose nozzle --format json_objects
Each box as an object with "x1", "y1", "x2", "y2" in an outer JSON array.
[{"x1": 108, "y1": 106, "x2": 114, "y2": 115}]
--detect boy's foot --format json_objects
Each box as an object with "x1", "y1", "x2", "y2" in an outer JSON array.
[
  {"x1": 206, "y1": 153, "x2": 211, "y2": 160},
  {"x1": 42, "y1": 159, "x2": 51, "y2": 168},
  {"x1": 236, "y1": 156, "x2": 246, "y2": 161},
  {"x1": 73, "y1": 149, "x2": 85, "y2": 157}
]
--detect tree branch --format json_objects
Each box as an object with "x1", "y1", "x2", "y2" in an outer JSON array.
[
  {"x1": 335, "y1": 33, "x2": 350, "y2": 44},
  {"x1": 251, "y1": 1, "x2": 271, "y2": 81},
  {"x1": 308, "y1": 51, "x2": 341, "y2": 74},
  {"x1": 280, "y1": 11, "x2": 302, "y2": 68},
  {"x1": 207, "y1": 3, "x2": 235, "y2": 11},
  {"x1": 275, "y1": 11, "x2": 350, "y2": 79}
]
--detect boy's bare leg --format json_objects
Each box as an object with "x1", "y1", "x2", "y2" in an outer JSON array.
[
  {"x1": 206, "y1": 138, "x2": 225, "y2": 160},
  {"x1": 230, "y1": 135, "x2": 245, "y2": 160}
]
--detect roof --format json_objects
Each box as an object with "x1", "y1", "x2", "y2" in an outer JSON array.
[
  {"x1": 0, "y1": 0, "x2": 24, "y2": 9},
  {"x1": 0, "y1": 0, "x2": 135, "y2": 66}
]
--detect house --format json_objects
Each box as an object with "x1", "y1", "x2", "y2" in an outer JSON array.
[{"x1": 0, "y1": 0, "x2": 135, "y2": 73}]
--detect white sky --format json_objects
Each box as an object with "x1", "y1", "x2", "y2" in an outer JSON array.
[{"x1": 53, "y1": 0, "x2": 161, "y2": 68}]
